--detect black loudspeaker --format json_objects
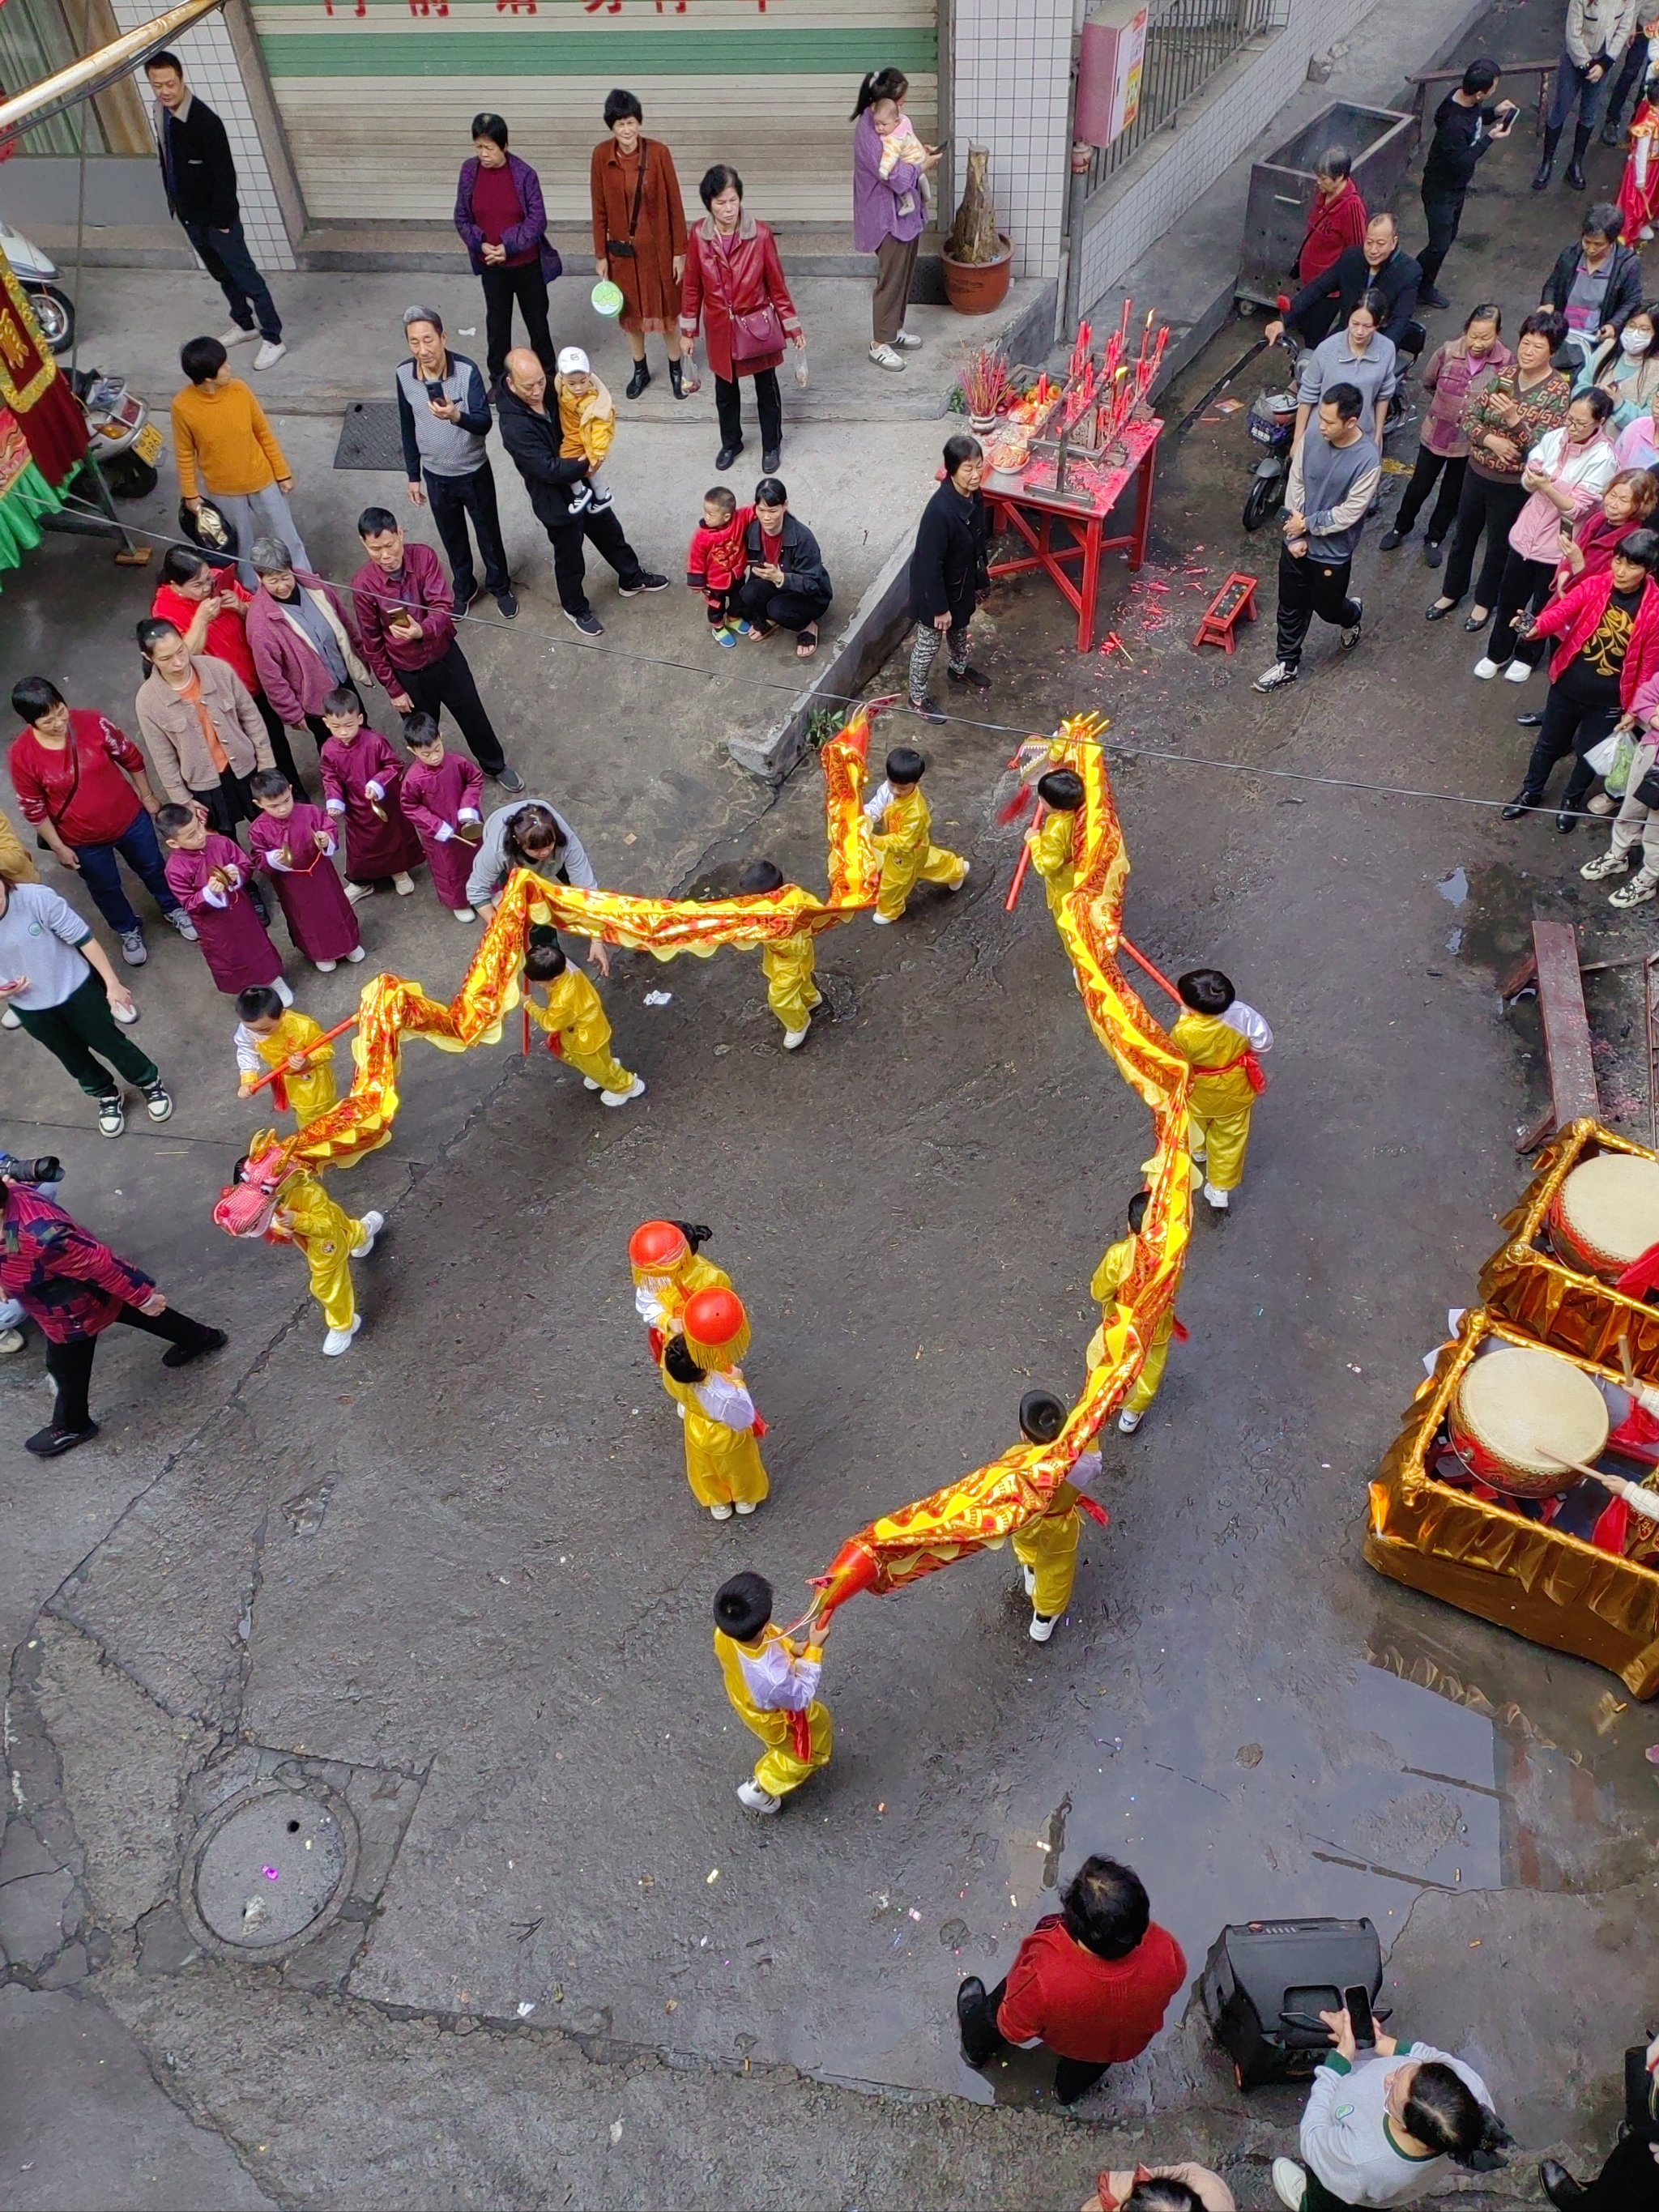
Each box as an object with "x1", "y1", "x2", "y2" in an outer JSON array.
[{"x1": 1201, "y1": 1917, "x2": 1384, "y2": 2090}]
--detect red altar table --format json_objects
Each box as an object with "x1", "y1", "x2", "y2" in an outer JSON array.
[{"x1": 982, "y1": 416, "x2": 1162, "y2": 654}]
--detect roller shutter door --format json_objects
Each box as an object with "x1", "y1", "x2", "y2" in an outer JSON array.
[{"x1": 251, "y1": 0, "x2": 940, "y2": 228}]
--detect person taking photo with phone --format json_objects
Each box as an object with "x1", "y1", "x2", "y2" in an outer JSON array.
[{"x1": 1272, "y1": 2001, "x2": 1510, "y2": 2211}]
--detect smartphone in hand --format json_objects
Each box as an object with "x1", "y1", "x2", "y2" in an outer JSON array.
[{"x1": 1343, "y1": 1985, "x2": 1377, "y2": 2048}]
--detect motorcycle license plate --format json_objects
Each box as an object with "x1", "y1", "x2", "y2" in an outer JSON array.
[{"x1": 133, "y1": 421, "x2": 164, "y2": 464}]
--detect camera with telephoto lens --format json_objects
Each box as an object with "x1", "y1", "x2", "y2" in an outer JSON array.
[{"x1": 0, "y1": 1153, "x2": 63, "y2": 1187}]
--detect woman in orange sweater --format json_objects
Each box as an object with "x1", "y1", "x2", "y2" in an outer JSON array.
[{"x1": 171, "y1": 334, "x2": 310, "y2": 587}]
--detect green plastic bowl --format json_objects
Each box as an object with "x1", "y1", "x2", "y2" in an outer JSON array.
[{"x1": 591, "y1": 279, "x2": 625, "y2": 319}]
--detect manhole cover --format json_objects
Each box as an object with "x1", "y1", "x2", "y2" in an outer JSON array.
[
  {"x1": 333, "y1": 399, "x2": 405, "y2": 472},
  {"x1": 190, "y1": 1788, "x2": 353, "y2": 1950}
]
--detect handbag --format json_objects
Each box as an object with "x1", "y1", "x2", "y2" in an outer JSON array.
[
  {"x1": 1631, "y1": 761, "x2": 1659, "y2": 810},
  {"x1": 605, "y1": 142, "x2": 648, "y2": 260}
]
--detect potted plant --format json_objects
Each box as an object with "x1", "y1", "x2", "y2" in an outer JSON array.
[{"x1": 942, "y1": 144, "x2": 1013, "y2": 315}]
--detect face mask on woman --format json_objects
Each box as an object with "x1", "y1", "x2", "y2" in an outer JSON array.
[{"x1": 1624, "y1": 327, "x2": 1655, "y2": 356}]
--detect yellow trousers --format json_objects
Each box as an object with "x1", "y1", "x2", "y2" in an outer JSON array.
[
  {"x1": 761, "y1": 935, "x2": 821, "y2": 1034},
  {"x1": 302, "y1": 1217, "x2": 365, "y2": 1333},
  {"x1": 663, "y1": 1370, "x2": 771, "y2": 1507},
  {"x1": 1012, "y1": 1502, "x2": 1081, "y2": 1617},
  {"x1": 1189, "y1": 1101, "x2": 1253, "y2": 1193},
  {"x1": 748, "y1": 1700, "x2": 835, "y2": 1798},
  {"x1": 876, "y1": 840, "x2": 968, "y2": 919},
  {"x1": 1086, "y1": 1316, "x2": 1171, "y2": 1413},
  {"x1": 561, "y1": 1035, "x2": 635, "y2": 1092}
]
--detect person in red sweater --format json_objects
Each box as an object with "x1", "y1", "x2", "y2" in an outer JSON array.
[
  {"x1": 8, "y1": 676, "x2": 197, "y2": 966},
  {"x1": 957, "y1": 1856, "x2": 1186, "y2": 2104},
  {"x1": 1295, "y1": 150, "x2": 1367, "y2": 290}
]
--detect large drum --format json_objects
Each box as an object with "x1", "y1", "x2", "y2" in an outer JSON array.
[
  {"x1": 1548, "y1": 1153, "x2": 1659, "y2": 1281},
  {"x1": 1449, "y1": 1345, "x2": 1610, "y2": 1499}
]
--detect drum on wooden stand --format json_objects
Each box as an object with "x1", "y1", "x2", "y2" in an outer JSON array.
[
  {"x1": 1549, "y1": 1153, "x2": 1659, "y2": 1281},
  {"x1": 1448, "y1": 1345, "x2": 1610, "y2": 1498}
]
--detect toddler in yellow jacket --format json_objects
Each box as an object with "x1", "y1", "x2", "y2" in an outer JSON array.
[
  {"x1": 864, "y1": 744, "x2": 969, "y2": 923},
  {"x1": 739, "y1": 858, "x2": 821, "y2": 1049},
  {"x1": 555, "y1": 346, "x2": 616, "y2": 515},
  {"x1": 523, "y1": 937, "x2": 643, "y2": 1106}
]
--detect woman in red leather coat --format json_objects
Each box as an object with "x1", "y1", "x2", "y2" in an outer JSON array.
[{"x1": 679, "y1": 164, "x2": 804, "y2": 476}]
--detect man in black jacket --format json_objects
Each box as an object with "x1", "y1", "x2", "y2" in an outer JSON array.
[
  {"x1": 144, "y1": 51, "x2": 284, "y2": 371},
  {"x1": 1266, "y1": 213, "x2": 1421, "y2": 350},
  {"x1": 906, "y1": 433, "x2": 990, "y2": 722},
  {"x1": 1540, "y1": 206, "x2": 1644, "y2": 343},
  {"x1": 731, "y1": 479, "x2": 833, "y2": 657},
  {"x1": 1418, "y1": 60, "x2": 1517, "y2": 307},
  {"x1": 494, "y1": 349, "x2": 666, "y2": 635}
]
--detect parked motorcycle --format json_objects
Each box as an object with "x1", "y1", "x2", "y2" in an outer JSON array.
[
  {"x1": 0, "y1": 219, "x2": 75, "y2": 353},
  {"x1": 73, "y1": 367, "x2": 164, "y2": 498}
]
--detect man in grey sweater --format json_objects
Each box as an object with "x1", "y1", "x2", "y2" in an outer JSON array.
[
  {"x1": 397, "y1": 308, "x2": 516, "y2": 620},
  {"x1": 1255, "y1": 381, "x2": 1381, "y2": 694}
]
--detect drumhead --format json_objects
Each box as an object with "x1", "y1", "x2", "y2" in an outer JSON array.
[
  {"x1": 1556, "y1": 1154, "x2": 1659, "y2": 1268},
  {"x1": 1455, "y1": 1345, "x2": 1610, "y2": 1477}
]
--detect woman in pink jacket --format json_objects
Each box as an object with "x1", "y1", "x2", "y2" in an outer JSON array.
[{"x1": 1503, "y1": 526, "x2": 1659, "y2": 829}]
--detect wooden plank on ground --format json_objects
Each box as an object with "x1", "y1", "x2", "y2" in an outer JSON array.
[{"x1": 1532, "y1": 918, "x2": 1600, "y2": 1141}]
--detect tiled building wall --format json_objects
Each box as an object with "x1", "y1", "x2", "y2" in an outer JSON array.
[
  {"x1": 111, "y1": 0, "x2": 296, "y2": 268},
  {"x1": 1072, "y1": 0, "x2": 1374, "y2": 313},
  {"x1": 949, "y1": 0, "x2": 1074, "y2": 283}
]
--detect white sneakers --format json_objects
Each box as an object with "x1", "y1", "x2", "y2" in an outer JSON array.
[
  {"x1": 1117, "y1": 1408, "x2": 1143, "y2": 1434},
  {"x1": 1474, "y1": 654, "x2": 1535, "y2": 683},
  {"x1": 1, "y1": 1006, "x2": 19, "y2": 1029},
  {"x1": 345, "y1": 881, "x2": 374, "y2": 905},
  {"x1": 783, "y1": 1023, "x2": 810, "y2": 1050},
  {"x1": 392, "y1": 872, "x2": 415, "y2": 896},
  {"x1": 734, "y1": 1499, "x2": 757, "y2": 1515},
  {"x1": 454, "y1": 906, "x2": 476, "y2": 923},
  {"x1": 869, "y1": 343, "x2": 906, "y2": 371},
  {"x1": 1272, "y1": 2159, "x2": 1308, "y2": 2212},
  {"x1": 0, "y1": 1328, "x2": 22, "y2": 1355},
  {"x1": 1581, "y1": 847, "x2": 1631, "y2": 880},
  {"x1": 600, "y1": 1075, "x2": 646, "y2": 1107},
  {"x1": 710, "y1": 1502, "x2": 734, "y2": 1520},
  {"x1": 350, "y1": 1209, "x2": 384, "y2": 1260},
  {"x1": 1021, "y1": 1564, "x2": 1036, "y2": 1597},
  {"x1": 872, "y1": 910, "x2": 895, "y2": 926},
  {"x1": 737, "y1": 1779, "x2": 782, "y2": 1814},
  {"x1": 1253, "y1": 660, "x2": 1299, "y2": 693},
  {"x1": 1029, "y1": 1612, "x2": 1058, "y2": 1643},
  {"x1": 1203, "y1": 1181, "x2": 1230, "y2": 1211},
  {"x1": 219, "y1": 326, "x2": 257, "y2": 347},
  {"x1": 322, "y1": 1314, "x2": 362, "y2": 1357},
  {"x1": 894, "y1": 331, "x2": 923, "y2": 351},
  {"x1": 1472, "y1": 656, "x2": 1502, "y2": 680},
  {"x1": 254, "y1": 339, "x2": 287, "y2": 372},
  {"x1": 315, "y1": 958, "x2": 338, "y2": 974},
  {"x1": 1505, "y1": 657, "x2": 1533, "y2": 684},
  {"x1": 1610, "y1": 866, "x2": 1659, "y2": 908},
  {"x1": 949, "y1": 863, "x2": 970, "y2": 890}
]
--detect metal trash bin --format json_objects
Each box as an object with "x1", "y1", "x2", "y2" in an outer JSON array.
[{"x1": 1237, "y1": 100, "x2": 1418, "y2": 308}]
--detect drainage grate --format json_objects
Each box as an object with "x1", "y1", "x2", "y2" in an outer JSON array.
[
  {"x1": 190, "y1": 1787, "x2": 353, "y2": 1950},
  {"x1": 333, "y1": 400, "x2": 406, "y2": 472}
]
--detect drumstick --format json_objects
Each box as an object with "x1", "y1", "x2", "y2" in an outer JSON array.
[{"x1": 1533, "y1": 1449, "x2": 1659, "y2": 1519}]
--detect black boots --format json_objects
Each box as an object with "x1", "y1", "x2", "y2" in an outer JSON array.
[
  {"x1": 625, "y1": 360, "x2": 651, "y2": 399},
  {"x1": 668, "y1": 356, "x2": 684, "y2": 399},
  {"x1": 1533, "y1": 125, "x2": 1561, "y2": 189},
  {"x1": 1566, "y1": 122, "x2": 1593, "y2": 189}
]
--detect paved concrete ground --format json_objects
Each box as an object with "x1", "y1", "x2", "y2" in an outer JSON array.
[{"x1": 6, "y1": 2, "x2": 1659, "y2": 2203}]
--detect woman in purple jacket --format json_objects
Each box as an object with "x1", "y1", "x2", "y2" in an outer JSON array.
[
  {"x1": 851, "y1": 69, "x2": 941, "y2": 373},
  {"x1": 454, "y1": 113, "x2": 562, "y2": 384}
]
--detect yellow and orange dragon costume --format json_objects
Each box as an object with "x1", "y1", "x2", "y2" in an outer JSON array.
[{"x1": 214, "y1": 704, "x2": 1193, "y2": 1640}]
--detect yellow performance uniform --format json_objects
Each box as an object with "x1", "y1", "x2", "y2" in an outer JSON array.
[
  {"x1": 1012, "y1": 1479, "x2": 1085, "y2": 1616},
  {"x1": 760, "y1": 930, "x2": 821, "y2": 1035},
  {"x1": 0, "y1": 808, "x2": 40, "y2": 884},
  {"x1": 1171, "y1": 1010, "x2": 1260, "y2": 1194},
  {"x1": 241, "y1": 1010, "x2": 339, "y2": 1127},
  {"x1": 714, "y1": 1624, "x2": 834, "y2": 1799},
  {"x1": 272, "y1": 1170, "x2": 369, "y2": 1334},
  {"x1": 527, "y1": 968, "x2": 635, "y2": 1094},
  {"x1": 872, "y1": 784, "x2": 968, "y2": 920},
  {"x1": 661, "y1": 1364, "x2": 770, "y2": 1510},
  {"x1": 1026, "y1": 807, "x2": 1078, "y2": 918},
  {"x1": 1087, "y1": 1234, "x2": 1174, "y2": 1415}
]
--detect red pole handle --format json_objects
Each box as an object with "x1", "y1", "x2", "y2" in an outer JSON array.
[
  {"x1": 1119, "y1": 934, "x2": 1181, "y2": 1004},
  {"x1": 245, "y1": 1015, "x2": 357, "y2": 1094}
]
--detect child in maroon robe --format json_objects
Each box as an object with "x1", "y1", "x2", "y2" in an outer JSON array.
[
  {"x1": 399, "y1": 713, "x2": 485, "y2": 921},
  {"x1": 156, "y1": 803, "x2": 291, "y2": 1000},
  {"x1": 246, "y1": 769, "x2": 368, "y2": 974},
  {"x1": 318, "y1": 684, "x2": 422, "y2": 901}
]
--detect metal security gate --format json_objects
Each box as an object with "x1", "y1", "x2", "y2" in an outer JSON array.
[{"x1": 249, "y1": 0, "x2": 940, "y2": 228}]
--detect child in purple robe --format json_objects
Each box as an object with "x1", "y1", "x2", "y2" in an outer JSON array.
[
  {"x1": 157, "y1": 803, "x2": 291, "y2": 1000},
  {"x1": 317, "y1": 684, "x2": 422, "y2": 901},
  {"x1": 246, "y1": 769, "x2": 368, "y2": 974},
  {"x1": 399, "y1": 713, "x2": 485, "y2": 922}
]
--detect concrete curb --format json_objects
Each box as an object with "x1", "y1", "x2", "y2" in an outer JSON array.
[{"x1": 727, "y1": 278, "x2": 1058, "y2": 782}]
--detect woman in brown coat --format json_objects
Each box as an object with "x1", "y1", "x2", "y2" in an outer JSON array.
[{"x1": 591, "y1": 89, "x2": 690, "y2": 399}]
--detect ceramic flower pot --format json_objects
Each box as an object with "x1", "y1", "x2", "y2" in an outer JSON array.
[{"x1": 942, "y1": 237, "x2": 1014, "y2": 316}]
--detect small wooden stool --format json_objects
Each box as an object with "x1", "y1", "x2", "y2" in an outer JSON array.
[{"x1": 1193, "y1": 571, "x2": 1258, "y2": 654}]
